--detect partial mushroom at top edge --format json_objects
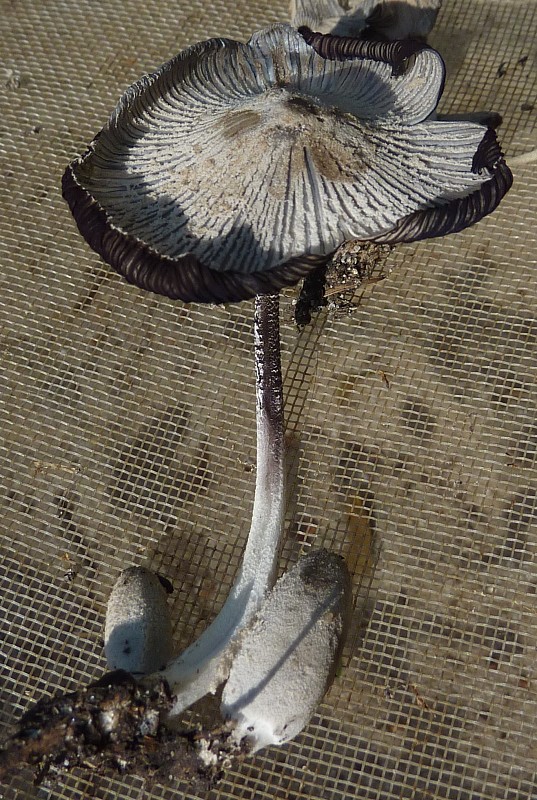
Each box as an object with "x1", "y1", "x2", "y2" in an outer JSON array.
[
  {"x1": 290, "y1": 0, "x2": 443, "y2": 41},
  {"x1": 63, "y1": 23, "x2": 512, "y2": 305}
]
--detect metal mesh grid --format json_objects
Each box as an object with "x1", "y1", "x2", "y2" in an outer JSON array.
[{"x1": 1, "y1": 0, "x2": 536, "y2": 798}]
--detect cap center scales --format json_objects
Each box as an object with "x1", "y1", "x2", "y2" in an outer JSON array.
[{"x1": 215, "y1": 89, "x2": 369, "y2": 188}]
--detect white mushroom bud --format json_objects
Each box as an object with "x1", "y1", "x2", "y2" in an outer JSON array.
[
  {"x1": 220, "y1": 549, "x2": 352, "y2": 753},
  {"x1": 104, "y1": 567, "x2": 174, "y2": 676},
  {"x1": 290, "y1": 0, "x2": 373, "y2": 33}
]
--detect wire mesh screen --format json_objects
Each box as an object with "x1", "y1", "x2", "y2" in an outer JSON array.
[{"x1": 1, "y1": 0, "x2": 536, "y2": 798}]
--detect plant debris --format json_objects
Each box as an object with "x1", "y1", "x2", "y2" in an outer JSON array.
[
  {"x1": 0, "y1": 670, "x2": 241, "y2": 789},
  {"x1": 294, "y1": 241, "x2": 391, "y2": 326}
]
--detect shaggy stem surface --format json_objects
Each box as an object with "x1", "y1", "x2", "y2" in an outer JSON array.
[{"x1": 162, "y1": 293, "x2": 285, "y2": 716}]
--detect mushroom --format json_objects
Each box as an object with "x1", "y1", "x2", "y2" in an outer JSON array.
[
  {"x1": 63, "y1": 22, "x2": 512, "y2": 717},
  {"x1": 104, "y1": 550, "x2": 352, "y2": 757},
  {"x1": 291, "y1": 0, "x2": 443, "y2": 40},
  {"x1": 104, "y1": 566, "x2": 174, "y2": 676},
  {"x1": 221, "y1": 549, "x2": 352, "y2": 753}
]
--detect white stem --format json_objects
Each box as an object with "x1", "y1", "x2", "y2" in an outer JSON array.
[{"x1": 162, "y1": 293, "x2": 285, "y2": 716}]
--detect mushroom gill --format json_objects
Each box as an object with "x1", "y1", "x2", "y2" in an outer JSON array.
[{"x1": 63, "y1": 23, "x2": 512, "y2": 305}]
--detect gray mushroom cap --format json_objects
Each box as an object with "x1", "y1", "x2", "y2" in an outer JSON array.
[
  {"x1": 63, "y1": 23, "x2": 511, "y2": 304},
  {"x1": 221, "y1": 549, "x2": 352, "y2": 752},
  {"x1": 104, "y1": 566, "x2": 174, "y2": 676},
  {"x1": 291, "y1": 0, "x2": 442, "y2": 40}
]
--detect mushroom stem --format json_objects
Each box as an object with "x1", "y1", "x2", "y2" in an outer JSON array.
[{"x1": 160, "y1": 293, "x2": 285, "y2": 716}]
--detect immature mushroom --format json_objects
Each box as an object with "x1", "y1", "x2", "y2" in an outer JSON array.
[
  {"x1": 103, "y1": 550, "x2": 351, "y2": 760},
  {"x1": 221, "y1": 549, "x2": 352, "y2": 753},
  {"x1": 364, "y1": 0, "x2": 443, "y2": 40},
  {"x1": 62, "y1": 22, "x2": 512, "y2": 718},
  {"x1": 104, "y1": 566, "x2": 174, "y2": 676}
]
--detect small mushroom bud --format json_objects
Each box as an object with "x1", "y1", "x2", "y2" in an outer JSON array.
[
  {"x1": 221, "y1": 549, "x2": 352, "y2": 753},
  {"x1": 104, "y1": 567, "x2": 174, "y2": 676}
]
